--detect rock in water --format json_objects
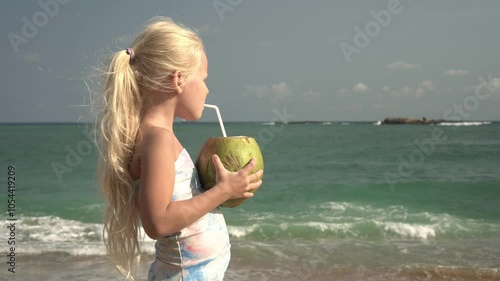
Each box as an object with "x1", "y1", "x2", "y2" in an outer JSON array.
[{"x1": 195, "y1": 136, "x2": 264, "y2": 208}]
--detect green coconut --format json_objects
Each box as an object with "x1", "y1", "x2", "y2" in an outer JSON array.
[{"x1": 195, "y1": 136, "x2": 264, "y2": 208}]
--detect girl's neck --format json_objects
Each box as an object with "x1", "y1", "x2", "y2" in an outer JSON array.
[{"x1": 140, "y1": 91, "x2": 177, "y2": 130}]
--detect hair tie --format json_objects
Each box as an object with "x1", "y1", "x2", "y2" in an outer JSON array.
[{"x1": 125, "y1": 48, "x2": 135, "y2": 59}]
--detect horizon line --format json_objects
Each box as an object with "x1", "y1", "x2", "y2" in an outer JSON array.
[{"x1": 1, "y1": 120, "x2": 499, "y2": 125}]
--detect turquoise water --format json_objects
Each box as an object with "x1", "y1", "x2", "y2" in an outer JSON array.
[{"x1": 1, "y1": 122, "x2": 499, "y2": 280}]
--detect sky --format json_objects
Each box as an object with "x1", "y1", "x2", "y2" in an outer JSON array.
[{"x1": 2, "y1": 0, "x2": 500, "y2": 122}]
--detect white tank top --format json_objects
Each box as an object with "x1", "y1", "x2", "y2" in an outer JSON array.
[{"x1": 139, "y1": 148, "x2": 231, "y2": 281}]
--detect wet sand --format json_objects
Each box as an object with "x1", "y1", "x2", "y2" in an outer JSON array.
[{"x1": 3, "y1": 252, "x2": 498, "y2": 281}]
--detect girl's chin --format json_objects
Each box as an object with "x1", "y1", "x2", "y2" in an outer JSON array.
[
  {"x1": 176, "y1": 107, "x2": 204, "y2": 121},
  {"x1": 179, "y1": 113, "x2": 202, "y2": 122}
]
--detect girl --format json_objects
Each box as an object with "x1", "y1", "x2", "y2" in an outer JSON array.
[{"x1": 96, "y1": 17, "x2": 263, "y2": 281}]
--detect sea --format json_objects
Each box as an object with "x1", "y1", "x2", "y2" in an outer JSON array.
[{"x1": 1, "y1": 121, "x2": 499, "y2": 281}]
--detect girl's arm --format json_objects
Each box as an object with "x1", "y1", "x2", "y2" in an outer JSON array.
[{"x1": 136, "y1": 128, "x2": 262, "y2": 240}]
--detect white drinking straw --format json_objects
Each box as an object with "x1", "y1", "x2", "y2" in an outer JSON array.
[{"x1": 204, "y1": 104, "x2": 227, "y2": 137}]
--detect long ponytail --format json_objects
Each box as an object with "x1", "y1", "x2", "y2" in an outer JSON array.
[{"x1": 98, "y1": 49, "x2": 142, "y2": 280}]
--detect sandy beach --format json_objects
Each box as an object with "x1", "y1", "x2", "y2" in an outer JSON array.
[{"x1": 4, "y1": 249, "x2": 499, "y2": 281}]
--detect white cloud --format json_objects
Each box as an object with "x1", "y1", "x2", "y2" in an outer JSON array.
[
  {"x1": 245, "y1": 82, "x2": 292, "y2": 101},
  {"x1": 353, "y1": 82, "x2": 369, "y2": 93},
  {"x1": 419, "y1": 80, "x2": 436, "y2": 91},
  {"x1": 388, "y1": 80, "x2": 436, "y2": 98},
  {"x1": 463, "y1": 76, "x2": 500, "y2": 97},
  {"x1": 396, "y1": 86, "x2": 415, "y2": 97},
  {"x1": 271, "y1": 82, "x2": 292, "y2": 100},
  {"x1": 387, "y1": 61, "x2": 421, "y2": 70},
  {"x1": 338, "y1": 83, "x2": 369, "y2": 97},
  {"x1": 302, "y1": 90, "x2": 322, "y2": 101},
  {"x1": 444, "y1": 69, "x2": 469, "y2": 76},
  {"x1": 389, "y1": 86, "x2": 418, "y2": 98},
  {"x1": 245, "y1": 85, "x2": 268, "y2": 99},
  {"x1": 338, "y1": 88, "x2": 350, "y2": 97},
  {"x1": 382, "y1": 85, "x2": 390, "y2": 92},
  {"x1": 414, "y1": 88, "x2": 426, "y2": 98},
  {"x1": 490, "y1": 77, "x2": 500, "y2": 96}
]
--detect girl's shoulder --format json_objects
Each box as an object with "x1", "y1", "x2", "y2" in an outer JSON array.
[
  {"x1": 130, "y1": 126, "x2": 180, "y2": 180},
  {"x1": 133, "y1": 125, "x2": 174, "y2": 147},
  {"x1": 141, "y1": 126, "x2": 175, "y2": 143},
  {"x1": 132, "y1": 126, "x2": 183, "y2": 167}
]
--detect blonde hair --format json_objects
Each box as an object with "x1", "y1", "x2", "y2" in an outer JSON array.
[{"x1": 95, "y1": 17, "x2": 204, "y2": 280}]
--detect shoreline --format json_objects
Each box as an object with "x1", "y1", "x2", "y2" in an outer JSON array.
[
  {"x1": 1, "y1": 120, "x2": 498, "y2": 125},
  {"x1": 4, "y1": 252, "x2": 498, "y2": 281}
]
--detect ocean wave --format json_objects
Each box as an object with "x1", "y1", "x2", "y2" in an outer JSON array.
[
  {"x1": 303, "y1": 221, "x2": 354, "y2": 234},
  {"x1": 3, "y1": 202, "x2": 500, "y2": 256},
  {"x1": 375, "y1": 221, "x2": 436, "y2": 239},
  {"x1": 438, "y1": 121, "x2": 491, "y2": 126},
  {"x1": 228, "y1": 224, "x2": 260, "y2": 238},
  {"x1": 2, "y1": 215, "x2": 156, "y2": 256},
  {"x1": 227, "y1": 202, "x2": 500, "y2": 240},
  {"x1": 17, "y1": 215, "x2": 101, "y2": 243}
]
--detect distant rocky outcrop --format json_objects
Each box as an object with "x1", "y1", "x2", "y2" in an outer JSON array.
[{"x1": 382, "y1": 117, "x2": 451, "y2": 125}]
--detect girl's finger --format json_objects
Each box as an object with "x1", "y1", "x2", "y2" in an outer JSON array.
[
  {"x1": 248, "y1": 169, "x2": 263, "y2": 182},
  {"x1": 247, "y1": 180, "x2": 262, "y2": 192},
  {"x1": 211, "y1": 154, "x2": 226, "y2": 175},
  {"x1": 242, "y1": 192, "x2": 255, "y2": 199},
  {"x1": 242, "y1": 158, "x2": 257, "y2": 174}
]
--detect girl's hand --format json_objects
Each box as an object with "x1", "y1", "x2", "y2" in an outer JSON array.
[{"x1": 211, "y1": 154, "x2": 263, "y2": 201}]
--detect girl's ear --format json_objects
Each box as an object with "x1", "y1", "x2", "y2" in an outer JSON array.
[{"x1": 172, "y1": 70, "x2": 185, "y2": 94}]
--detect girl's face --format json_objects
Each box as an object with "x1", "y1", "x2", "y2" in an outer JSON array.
[{"x1": 175, "y1": 52, "x2": 209, "y2": 121}]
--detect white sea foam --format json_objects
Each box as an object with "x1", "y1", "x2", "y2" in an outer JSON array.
[
  {"x1": 377, "y1": 221, "x2": 436, "y2": 239},
  {"x1": 279, "y1": 223, "x2": 288, "y2": 231},
  {"x1": 312, "y1": 202, "x2": 500, "y2": 240},
  {"x1": 18, "y1": 216, "x2": 102, "y2": 243},
  {"x1": 8, "y1": 215, "x2": 156, "y2": 255},
  {"x1": 3, "y1": 203, "x2": 499, "y2": 255},
  {"x1": 225, "y1": 202, "x2": 500, "y2": 240},
  {"x1": 438, "y1": 121, "x2": 491, "y2": 126},
  {"x1": 16, "y1": 242, "x2": 106, "y2": 255},
  {"x1": 67, "y1": 203, "x2": 103, "y2": 212},
  {"x1": 319, "y1": 201, "x2": 349, "y2": 212},
  {"x1": 305, "y1": 221, "x2": 353, "y2": 233},
  {"x1": 227, "y1": 224, "x2": 260, "y2": 238},
  {"x1": 317, "y1": 202, "x2": 410, "y2": 220}
]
